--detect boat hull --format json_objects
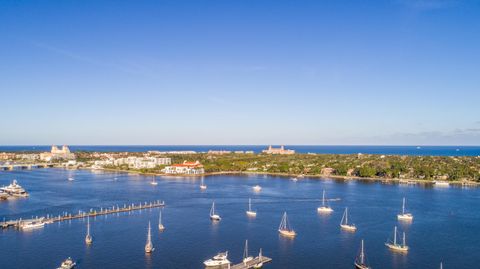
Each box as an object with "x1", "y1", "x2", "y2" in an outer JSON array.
[
  {"x1": 246, "y1": 211, "x2": 257, "y2": 217},
  {"x1": 210, "y1": 215, "x2": 221, "y2": 221},
  {"x1": 385, "y1": 243, "x2": 409, "y2": 252},
  {"x1": 397, "y1": 214, "x2": 413, "y2": 221},
  {"x1": 279, "y1": 229, "x2": 296, "y2": 237},
  {"x1": 354, "y1": 262, "x2": 370, "y2": 269},
  {"x1": 340, "y1": 224, "x2": 357, "y2": 231},
  {"x1": 317, "y1": 207, "x2": 333, "y2": 213}
]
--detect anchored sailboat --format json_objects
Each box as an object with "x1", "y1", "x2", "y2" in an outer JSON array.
[
  {"x1": 200, "y1": 177, "x2": 207, "y2": 190},
  {"x1": 385, "y1": 226, "x2": 409, "y2": 252},
  {"x1": 340, "y1": 207, "x2": 357, "y2": 231},
  {"x1": 253, "y1": 248, "x2": 264, "y2": 269},
  {"x1": 210, "y1": 201, "x2": 221, "y2": 221},
  {"x1": 278, "y1": 212, "x2": 296, "y2": 237},
  {"x1": 158, "y1": 210, "x2": 165, "y2": 231},
  {"x1": 397, "y1": 197, "x2": 413, "y2": 221},
  {"x1": 150, "y1": 177, "x2": 158, "y2": 186},
  {"x1": 85, "y1": 217, "x2": 93, "y2": 245},
  {"x1": 243, "y1": 240, "x2": 254, "y2": 264},
  {"x1": 246, "y1": 198, "x2": 257, "y2": 217},
  {"x1": 317, "y1": 190, "x2": 333, "y2": 213},
  {"x1": 354, "y1": 240, "x2": 371, "y2": 269},
  {"x1": 253, "y1": 185, "x2": 262, "y2": 192},
  {"x1": 145, "y1": 221, "x2": 154, "y2": 253}
]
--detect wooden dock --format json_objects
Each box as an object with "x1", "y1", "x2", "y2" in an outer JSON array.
[
  {"x1": 230, "y1": 256, "x2": 272, "y2": 269},
  {"x1": 1, "y1": 200, "x2": 165, "y2": 230}
]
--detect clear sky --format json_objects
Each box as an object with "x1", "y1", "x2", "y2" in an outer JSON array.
[{"x1": 1, "y1": 0, "x2": 479, "y2": 145}]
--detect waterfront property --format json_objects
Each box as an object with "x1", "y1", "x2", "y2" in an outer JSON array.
[
  {"x1": 262, "y1": 145, "x2": 295, "y2": 155},
  {"x1": 163, "y1": 160, "x2": 205, "y2": 175},
  {"x1": 40, "y1": 145, "x2": 76, "y2": 161}
]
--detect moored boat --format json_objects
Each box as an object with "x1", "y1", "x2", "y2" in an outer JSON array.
[
  {"x1": 385, "y1": 226, "x2": 409, "y2": 252},
  {"x1": 246, "y1": 198, "x2": 257, "y2": 217},
  {"x1": 56, "y1": 257, "x2": 76, "y2": 269},
  {"x1": 1, "y1": 180, "x2": 28, "y2": 197},
  {"x1": 278, "y1": 212, "x2": 296, "y2": 237},
  {"x1": 210, "y1": 201, "x2": 221, "y2": 221},
  {"x1": 253, "y1": 185, "x2": 262, "y2": 192},
  {"x1": 145, "y1": 221, "x2": 154, "y2": 253},
  {"x1": 317, "y1": 190, "x2": 333, "y2": 213},
  {"x1": 243, "y1": 239, "x2": 254, "y2": 264},
  {"x1": 397, "y1": 197, "x2": 413, "y2": 221},
  {"x1": 354, "y1": 240, "x2": 371, "y2": 269},
  {"x1": 340, "y1": 207, "x2": 356, "y2": 231},
  {"x1": 85, "y1": 217, "x2": 93, "y2": 244},
  {"x1": 203, "y1": 251, "x2": 231, "y2": 267}
]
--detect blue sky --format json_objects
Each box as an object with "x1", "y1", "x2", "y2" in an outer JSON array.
[{"x1": 1, "y1": 0, "x2": 479, "y2": 145}]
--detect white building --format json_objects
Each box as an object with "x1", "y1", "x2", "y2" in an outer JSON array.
[{"x1": 163, "y1": 160, "x2": 205, "y2": 175}]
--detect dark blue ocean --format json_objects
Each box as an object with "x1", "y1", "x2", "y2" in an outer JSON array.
[
  {"x1": 1, "y1": 169, "x2": 479, "y2": 269},
  {"x1": 1, "y1": 145, "x2": 480, "y2": 156}
]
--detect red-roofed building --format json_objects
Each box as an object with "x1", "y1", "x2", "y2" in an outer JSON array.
[{"x1": 163, "y1": 160, "x2": 205, "y2": 175}]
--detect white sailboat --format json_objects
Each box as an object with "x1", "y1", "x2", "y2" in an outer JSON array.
[
  {"x1": 340, "y1": 207, "x2": 357, "y2": 231},
  {"x1": 145, "y1": 221, "x2": 154, "y2": 253},
  {"x1": 246, "y1": 198, "x2": 257, "y2": 217},
  {"x1": 210, "y1": 201, "x2": 221, "y2": 221},
  {"x1": 278, "y1": 212, "x2": 296, "y2": 237},
  {"x1": 397, "y1": 197, "x2": 413, "y2": 221},
  {"x1": 85, "y1": 217, "x2": 93, "y2": 244},
  {"x1": 317, "y1": 190, "x2": 333, "y2": 213},
  {"x1": 150, "y1": 177, "x2": 158, "y2": 186},
  {"x1": 200, "y1": 177, "x2": 207, "y2": 190},
  {"x1": 158, "y1": 210, "x2": 165, "y2": 231},
  {"x1": 385, "y1": 226, "x2": 409, "y2": 252},
  {"x1": 243, "y1": 239, "x2": 254, "y2": 264},
  {"x1": 354, "y1": 240, "x2": 371, "y2": 269},
  {"x1": 253, "y1": 185, "x2": 262, "y2": 192},
  {"x1": 253, "y1": 248, "x2": 264, "y2": 269}
]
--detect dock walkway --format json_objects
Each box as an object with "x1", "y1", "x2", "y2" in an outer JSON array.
[
  {"x1": 1, "y1": 200, "x2": 165, "y2": 230},
  {"x1": 230, "y1": 256, "x2": 272, "y2": 269}
]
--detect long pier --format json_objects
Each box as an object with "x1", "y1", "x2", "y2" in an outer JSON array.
[
  {"x1": 1, "y1": 200, "x2": 165, "y2": 230},
  {"x1": 230, "y1": 256, "x2": 272, "y2": 269}
]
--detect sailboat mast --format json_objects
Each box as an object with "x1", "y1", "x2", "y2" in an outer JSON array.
[
  {"x1": 147, "y1": 221, "x2": 152, "y2": 244},
  {"x1": 244, "y1": 240, "x2": 248, "y2": 260},
  {"x1": 322, "y1": 190, "x2": 326, "y2": 206},
  {"x1": 402, "y1": 198, "x2": 406, "y2": 214},
  {"x1": 249, "y1": 199, "x2": 251, "y2": 211},
  {"x1": 159, "y1": 210, "x2": 162, "y2": 225},
  {"x1": 345, "y1": 207, "x2": 348, "y2": 224},
  {"x1": 360, "y1": 240, "x2": 365, "y2": 264},
  {"x1": 402, "y1": 232, "x2": 406, "y2": 247},
  {"x1": 87, "y1": 217, "x2": 90, "y2": 236},
  {"x1": 394, "y1": 226, "x2": 397, "y2": 245}
]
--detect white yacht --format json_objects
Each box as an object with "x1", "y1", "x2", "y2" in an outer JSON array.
[
  {"x1": 246, "y1": 198, "x2": 257, "y2": 217},
  {"x1": 243, "y1": 240, "x2": 254, "y2": 264},
  {"x1": 145, "y1": 221, "x2": 154, "y2": 253},
  {"x1": 203, "y1": 251, "x2": 231, "y2": 267},
  {"x1": 253, "y1": 185, "x2": 262, "y2": 192},
  {"x1": 85, "y1": 217, "x2": 93, "y2": 244},
  {"x1": 278, "y1": 212, "x2": 296, "y2": 237},
  {"x1": 317, "y1": 190, "x2": 333, "y2": 213},
  {"x1": 340, "y1": 207, "x2": 356, "y2": 232},
  {"x1": 158, "y1": 210, "x2": 165, "y2": 231},
  {"x1": 397, "y1": 197, "x2": 413, "y2": 221},
  {"x1": 56, "y1": 257, "x2": 76, "y2": 269},
  {"x1": 385, "y1": 226, "x2": 409, "y2": 252},
  {"x1": 1, "y1": 180, "x2": 28, "y2": 197},
  {"x1": 20, "y1": 218, "x2": 45, "y2": 230},
  {"x1": 210, "y1": 201, "x2": 221, "y2": 221},
  {"x1": 67, "y1": 177, "x2": 75, "y2": 181},
  {"x1": 200, "y1": 177, "x2": 207, "y2": 190}
]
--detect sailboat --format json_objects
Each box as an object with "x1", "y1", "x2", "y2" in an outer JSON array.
[
  {"x1": 253, "y1": 185, "x2": 262, "y2": 192},
  {"x1": 278, "y1": 212, "x2": 296, "y2": 237},
  {"x1": 145, "y1": 221, "x2": 154, "y2": 253},
  {"x1": 246, "y1": 198, "x2": 257, "y2": 217},
  {"x1": 253, "y1": 248, "x2": 264, "y2": 269},
  {"x1": 354, "y1": 240, "x2": 371, "y2": 269},
  {"x1": 340, "y1": 207, "x2": 356, "y2": 231},
  {"x1": 385, "y1": 226, "x2": 409, "y2": 252},
  {"x1": 200, "y1": 177, "x2": 207, "y2": 190},
  {"x1": 210, "y1": 201, "x2": 221, "y2": 221},
  {"x1": 317, "y1": 190, "x2": 333, "y2": 213},
  {"x1": 397, "y1": 197, "x2": 413, "y2": 221},
  {"x1": 158, "y1": 210, "x2": 165, "y2": 231},
  {"x1": 243, "y1": 240, "x2": 254, "y2": 264},
  {"x1": 150, "y1": 177, "x2": 158, "y2": 186},
  {"x1": 85, "y1": 217, "x2": 93, "y2": 245}
]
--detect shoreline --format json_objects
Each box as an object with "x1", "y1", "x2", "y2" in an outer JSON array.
[{"x1": 87, "y1": 167, "x2": 480, "y2": 187}]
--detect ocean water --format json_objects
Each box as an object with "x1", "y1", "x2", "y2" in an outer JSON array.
[
  {"x1": 1, "y1": 145, "x2": 480, "y2": 156},
  {"x1": 0, "y1": 169, "x2": 479, "y2": 269}
]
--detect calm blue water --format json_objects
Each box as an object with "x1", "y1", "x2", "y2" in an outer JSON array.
[
  {"x1": 1, "y1": 145, "x2": 480, "y2": 156},
  {"x1": 1, "y1": 169, "x2": 479, "y2": 269}
]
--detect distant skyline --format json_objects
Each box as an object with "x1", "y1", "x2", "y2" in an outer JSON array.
[{"x1": 1, "y1": 0, "x2": 479, "y2": 145}]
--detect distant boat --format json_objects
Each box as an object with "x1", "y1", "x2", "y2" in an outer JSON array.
[
  {"x1": 434, "y1": 181, "x2": 450, "y2": 187},
  {"x1": 21, "y1": 219, "x2": 45, "y2": 230},
  {"x1": 340, "y1": 207, "x2": 356, "y2": 231},
  {"x1": 253, "y1": 248, "x2": 264, "y2": 269},
  {"x1": 317, "y1": 190, "x2": 333, "y2": 213},
  {"x1": 354, "y1": 240, "x2": 371, "y2": 269},
  {"x1": 243, "y1": 239, "x2": 254, "y2": 264},
  {"x1": 200, "y1": 177, "x2": 207, "y2": 190},
  {"x1": 291, "y1": 177, "x2": 298, "y2": 182},
  {"x1": 204, "y1": 251, "x2": 231, "y2": 267},
  {"x1": 67, "y1": 177, "x2": 75, "y2": 181},
  {"x1": 397, "y1": 197, "x2": 413, "y2": 221},
  {"x1": 253, "y1": 185, "x2": 262, "y2": 192},
  {"x1": 278, "y1": 212, "x2": 296, "y2": 237},
  {"x1": 56, "y1": 257, "x2": 76, "y2": 269},
  {"x1": 210, "y1": 201, "x2": 221, "y2": 221},
  {"x1": 145, "y1": 221, "x2": 154, "y2": 253},
  {"x1": 385, "y1": 226, "x2": 409, "y2": 252},
  {"x1": 416, "y1": 146, "x2": 421, "y2": 149},
  {"x1": 246, "y1": 198, "x2": 257, "y2": 217},
  {"x1": 85, "y1": 217, "x2": 93, "y2": 244},
  {"x1": 150, "y1": 177, "x2": 158, "y2": 186},
  {"x1": 158, "y1": 210, "x2": 165, "y2": 231}
]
